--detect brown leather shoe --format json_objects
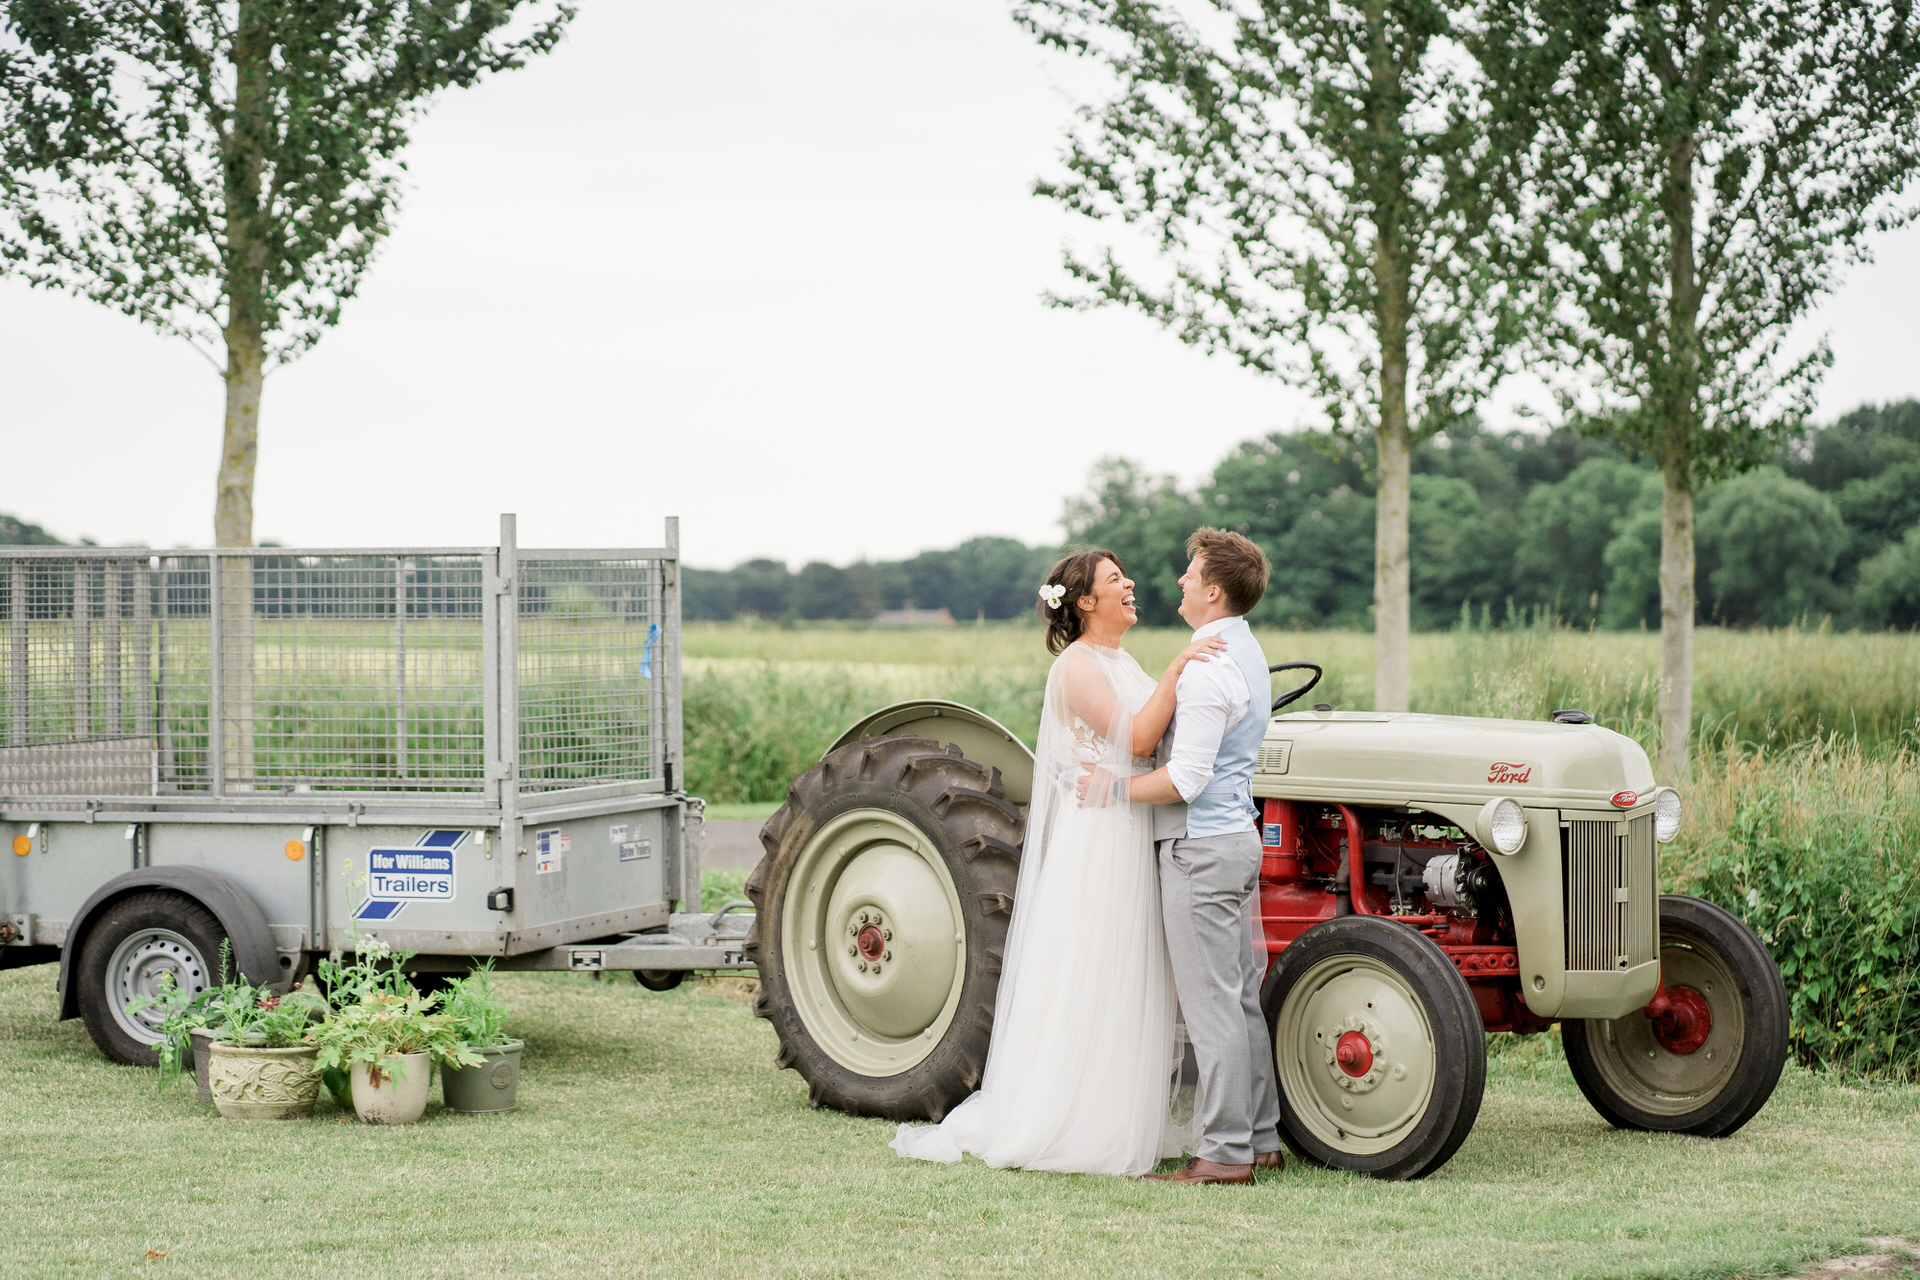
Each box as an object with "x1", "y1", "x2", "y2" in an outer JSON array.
[
  {"x1": 1253, "y1": 1150, "x2": 1284, "y2": 1171},
  {"x1": 1142, "y1": 1157, "x2": 1254, "y2": 1185}
]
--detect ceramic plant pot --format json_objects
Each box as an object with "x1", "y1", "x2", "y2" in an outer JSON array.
[
  {"x1": 189, "y1": 1026, "x2": 219, "y2": 1104},
  {"x1": 351, "y1": 1051, "x2": 432, "y2": 1125},
  {"x1": 442, "y1": 1041, "x2": 523, "y2": 1115},
  {"x1": 207, "y1": 1042, "x2": 322, "y2": 1120}
]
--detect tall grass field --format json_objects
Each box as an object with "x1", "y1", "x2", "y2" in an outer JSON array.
[{"x1": 685, "y1": 618, "x2": 1920, "y2": 1083}]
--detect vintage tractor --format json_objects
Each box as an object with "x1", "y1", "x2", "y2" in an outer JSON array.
[{"x1": 743, "y1": 666, "x2": 1790, "y2": 1180}]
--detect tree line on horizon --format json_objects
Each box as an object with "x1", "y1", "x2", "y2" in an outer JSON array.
[{"x1": 679, "y1": 400, "x2": 1920, "y2": 633}]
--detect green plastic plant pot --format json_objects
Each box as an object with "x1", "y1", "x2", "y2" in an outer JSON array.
[
  {"x1": 207, "y1": 1042, "x2": 322, "y2": 1120},
  {"x1": 442, "y1": 1040, "x2": 523, "y2": 1115}
]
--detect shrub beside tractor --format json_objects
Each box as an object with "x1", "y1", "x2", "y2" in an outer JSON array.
[{"x1": 744, "y1": 666, "x2": 1789, "y2": 1179}]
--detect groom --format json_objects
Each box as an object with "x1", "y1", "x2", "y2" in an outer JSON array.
[{"x1": 1126, "y1": 528, "x2": 1283, "y2": 1184}]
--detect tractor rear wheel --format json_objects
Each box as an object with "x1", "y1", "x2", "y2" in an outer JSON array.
[
  {"x1": 1564, "y1": 894, "x2": 1788, "y2": 1137},
  {"x1": 744, "y1": 735, "x2": 1022, "y2": 1121},
  {"x1": 1263, "y1": 915, "x2": 1486, "y2": 1180}
]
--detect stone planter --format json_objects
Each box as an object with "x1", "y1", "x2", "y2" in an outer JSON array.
[
  {"x1": 442, "y1": 1041, "x2": 523, "y2": 1115},
  {"x1": 189, "y1": 1027, "x2": 218, "y2": 1104},
  {"x1": 351, "y1": 1051, "x2": 432, "y2": 1125},
  {"x1": 207, "y1": 1042, "x2": 322, "y2": 1120}
]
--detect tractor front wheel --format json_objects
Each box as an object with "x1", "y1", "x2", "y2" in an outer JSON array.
[
  {"x1": 744, "y1": 735, "x2": 1022, "y2": 1120},
  {"x1": 1564, "y1": 894, "x2": 1788, "y2": 1137},
  {"x1": 1263, "y1": 915, "x2": 1486, "y2": 1180}
]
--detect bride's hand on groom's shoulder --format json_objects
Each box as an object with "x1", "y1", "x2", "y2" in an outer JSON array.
[{"x1": 1166, "y1": 636, "x2": 1227, "y2": 679}]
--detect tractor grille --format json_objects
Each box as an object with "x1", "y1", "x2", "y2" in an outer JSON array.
[{"x1": 1563, "y1": 814, "x2": 1657, "y2": 972}]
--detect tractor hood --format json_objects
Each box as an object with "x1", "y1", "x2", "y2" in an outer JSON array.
[{"x1": 1258, "y1": 711, "x2": 1657, "y2": 815}]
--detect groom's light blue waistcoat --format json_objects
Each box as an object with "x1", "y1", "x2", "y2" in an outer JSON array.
[{"x1": 1152, "y1": 616, "x2": 1270, "y2": 842}]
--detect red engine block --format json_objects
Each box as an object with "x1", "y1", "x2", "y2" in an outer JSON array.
[{"x1": 1256, "y1": 798, "x2": 1552, "y2": 1035}]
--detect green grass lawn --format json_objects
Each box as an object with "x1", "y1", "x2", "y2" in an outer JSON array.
[{"x1": 2, "y1": 964, "x2": 1916, "y2": 1279}]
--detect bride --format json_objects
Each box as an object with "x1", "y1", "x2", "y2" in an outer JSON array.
[{"x1": 890, "y1": 548, "x2": 1222, "y2": 1176}]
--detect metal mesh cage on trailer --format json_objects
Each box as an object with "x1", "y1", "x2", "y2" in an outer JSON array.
[{"x1": 0, "y1": 519, "x2": 681, "y2": 810}]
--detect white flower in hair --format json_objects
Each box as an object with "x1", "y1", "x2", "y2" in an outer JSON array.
[{"x1": 1038, "y1": 582, "x2": 1066, "y2": 610}]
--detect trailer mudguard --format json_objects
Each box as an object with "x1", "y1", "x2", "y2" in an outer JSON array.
[{"x1": 56, "y1": 867, "x2": 279, "y2": 1020}]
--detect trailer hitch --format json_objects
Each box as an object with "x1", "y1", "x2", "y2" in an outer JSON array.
[{"x1": 1643, "y1": 974, "x2": 1711, "y2": 1055}]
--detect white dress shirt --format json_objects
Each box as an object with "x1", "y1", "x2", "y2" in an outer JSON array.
[{"x1": 1165, "y1": 616, "x2": 1251, "y2": 803}]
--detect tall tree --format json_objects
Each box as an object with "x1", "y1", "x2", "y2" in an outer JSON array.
[
  {"x1": 1476, "y1": 0, "x2": 1920, "y2": 771},
  {"x1": 0, "y1": 0, "x2": 574, "y2": 546},
  {"x1": 1017, "y1": 0, "x2": 1529, "y2": 709}
]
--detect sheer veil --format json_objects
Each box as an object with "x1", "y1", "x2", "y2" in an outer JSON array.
[{"x1": 890, "y1": 639, "x2": 1195, "y2": 1173}]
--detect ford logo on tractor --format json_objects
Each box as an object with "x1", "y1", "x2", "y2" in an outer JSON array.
[{"x1": 1487, "y1": 761, "x2": 1533, "y2": 785}]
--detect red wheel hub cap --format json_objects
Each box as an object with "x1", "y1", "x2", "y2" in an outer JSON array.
[
  {"x1": 1646, "y1": 984, "x2": 1712, "y2": 1055},
  {"x1": 856, "y1": 925, "x2": 885, "y2": 962},
  {"x1": 1335, "y1": 1030, "x2": 1374, "y2": 1077}
]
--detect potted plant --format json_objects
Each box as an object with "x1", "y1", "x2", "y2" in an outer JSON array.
[
  {"x1": 314, "y1": 940, "x2": 479, "y2": 1125},
  {"x1": 127, "y1": 942, "x2": 321, "y2": 1116},
  {"x1": 439, "y1": 962, "x2": 523, "y2": 1115}
]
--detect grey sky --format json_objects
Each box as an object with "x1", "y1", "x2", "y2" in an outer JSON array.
[{"x1": 3, "y1": 1, "x2": 1914, "y2": 567}]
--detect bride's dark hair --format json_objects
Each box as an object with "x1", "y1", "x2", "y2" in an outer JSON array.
[{"x1": 1038, "y1": 548, "x2": 1123, "y2": 656}]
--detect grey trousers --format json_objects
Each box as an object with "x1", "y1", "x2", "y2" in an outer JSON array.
[{"x1": 1158, "y1": 831, "x2": 1282, "y2": 1165}]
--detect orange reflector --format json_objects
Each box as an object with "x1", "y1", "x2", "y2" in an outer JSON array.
[
  {"x1": 11, "y1": 836, "x2": 27, "y2": 856},
  {"x1": 285, "y1": 840, "x2": 306, "y2": 861},
  {"x1": 1610, "y1": 790, "x2": 1638, "y2": 808}
]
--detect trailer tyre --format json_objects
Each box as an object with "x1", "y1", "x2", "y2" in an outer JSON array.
[
  {"x1": 76, "y1": 890, "x2": 231, "y2": 1067},
  {"x1": 1263, "y1": 915, "x2": 1487, "y2": 1180},
  {"x1": 1564, "y1": 894, "x2": 1788, "y2": 1137},
  {"x1": 635, "y1": 969, "x2": 685, "y2": 991},
  {"x1": 744, "y1": 735, "x2": 1022, "y2": 1121}
]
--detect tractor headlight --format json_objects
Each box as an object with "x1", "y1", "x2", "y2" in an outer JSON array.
[
  {"x1": 1654, "y1": 788, "x2": 1683, "y2": 843},
  {"x1": 1478, "y1": 797, "x2": 1528, "y2": 855}
]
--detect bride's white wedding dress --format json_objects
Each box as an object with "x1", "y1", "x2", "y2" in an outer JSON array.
[{"x1": 890, "y1": 640, "x2": 1195, "y2": 1176}]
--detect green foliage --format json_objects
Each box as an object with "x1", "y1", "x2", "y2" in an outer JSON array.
[
  {"x1": 1857, "y1": 525, "x2": 1920, "y2": 631},
  {"x1": 700, "y1": 867, "x2": 750, "y2": 914},
  {"x1": 439, "y1": 961, "x2": 514, "y2": 1050},
  {"x1": 1514, "y1": 458, "x2": 1657, "y2": 624},
  {"x1": 1476, "y1": 2, "x2": 1920, "y2": 489},
  {"x1": 1695, "y1": 470, "x2": 1849, "y2": 626},
  {"x1": 313, "y1": 936, "x2": 479, "y2": 1085},
  {"x1": 1016, "y1": 0, "x2": 1525, "y2": 445},
  {"x1": 0, "y1": 0, "x2": 575, "y2": 364},
  {"x1": 124, "y1": 939, "x2": 319, "y2": 1091},
  {"x1": 1684, "y1": 743, "x2": 1920, "y2": 1081}
]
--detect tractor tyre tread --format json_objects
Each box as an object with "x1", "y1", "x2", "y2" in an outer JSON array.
[
  {"x1": 1263, "y1": 914, "x2": 1487, "y2": 1181},
  {"x1": 1564, "y1": 894, "x2": 1789, "y2": 1138},
  {"x1": 745, "y1": 734, "x2": 1022, "y2": 1122}
]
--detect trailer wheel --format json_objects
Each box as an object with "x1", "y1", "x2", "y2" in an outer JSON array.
[
  {"x1": 76, "y1": 890, "x2": 231, "y2": 1067},
  {"x1": 744, "y1": 735, "x2": 1022, "y2": 1121},
  {"x1": 635, "y1": 969, "x2": 685, "y2": 991},
  {"x1": 1564, "y1": 894, "x2": 1788, "y2": 1137},
  {"x1": 1263, "y1": 915, "x2": 1486, "y2": 1180}
]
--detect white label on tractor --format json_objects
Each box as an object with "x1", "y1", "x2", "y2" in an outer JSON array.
[
  {"x1": 609, "y1": 823, "x2": 629, "y2": 845},
  {"x1": 534, "y1": 827, "x2": 563, "y2": 875},
  {"x1": 619, "y1": 839, "x2": 651, "y2": 863},
  {"x1": 355, "y1": 830, "x2": 464, "y2": 921}
]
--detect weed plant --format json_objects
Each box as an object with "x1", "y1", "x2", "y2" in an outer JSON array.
[{"x1": 1669, "y1": 741, "x2": 1920, "y2": 1082}]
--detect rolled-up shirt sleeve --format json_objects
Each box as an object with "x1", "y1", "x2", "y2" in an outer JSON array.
[{"x1": 1164, "y1": 656, "x2": 1249, "y2": 803}]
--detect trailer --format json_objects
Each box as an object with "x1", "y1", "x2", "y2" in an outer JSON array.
[{"x1": 0, "y1": 517, "x2": 750, "y2": 1065}]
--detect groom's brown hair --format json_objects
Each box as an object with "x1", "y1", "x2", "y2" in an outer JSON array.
[{"x1": 1186, "y1": 528, "x2": 1270, "y2": 615}]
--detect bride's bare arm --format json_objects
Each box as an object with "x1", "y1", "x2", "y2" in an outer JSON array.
[
  {"x1": 1060, "y1": 650, "x2": 1120, "y2": 735},
  {"x1": 1128, "y1": 637, "x2": 1227, "y2": 757}
]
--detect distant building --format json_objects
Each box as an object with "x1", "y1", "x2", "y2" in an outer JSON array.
[{"x1": 873, "y1": 607, "x2": 956, "y2": 627}]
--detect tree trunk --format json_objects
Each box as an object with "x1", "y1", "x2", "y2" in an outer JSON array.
[
  {"x1": 1655, "y1": 102, "x2": 1701, "y2": 778},
  {"x1": 214, "y1": 325, "x2": 262, "y2": 548},
  {"x1": 1374, "y1": 412, "x2": 1411, "y2": 712},
  {"x1": 1372, "y1": 231, "x2": 1412, "y2": 712},
  {"x1": 1657, "y1": 470, "x2": 1694, "y2": 779}
]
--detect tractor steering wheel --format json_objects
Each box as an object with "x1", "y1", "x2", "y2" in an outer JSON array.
[{"x1": 1269, "y1": 662, "x2": 1324, "y2": 713}]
